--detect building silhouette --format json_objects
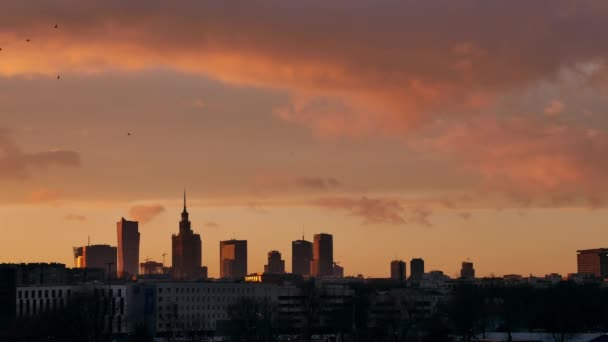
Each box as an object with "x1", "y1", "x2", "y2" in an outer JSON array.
[
  {"x1": 577, "y1": 248, "x2": 608, "y2": 277},
  {"x1": 140, "y1": 261, "x2": 165, "y2": 275},
  {"x1": 117, "y1": 218, "x2": 140, "y2": 279},
  {"x1": 460, "y1": 261, "x2": 475, "y2": 280},
  {"x1": 220, "y1": 239, "x2": 247, "y2": 279},
  {"x1": 333, "y1": 262, "x2": 344, "y2": 278},
  {"x1": 171, "y1": 192, "x2": 203, "y2": 280},
  {"x1": 311, "y1": 233, "x2": 333, "y2": 277},
  {"x1": 292, "y1": 238, "x2": 313, "y2": 276},
  {"x1": 391, "y1": 260, "x2": 407, "y2": 285},
  {"x1": 73, "y1": 245, "x2": 117, "y2": 274},
  {"x1": 409, "y1": 258, "x2": 425, "y2": 283},
  {"x1": 264, "y1": 250, "x2": 285, "y2": 274}
]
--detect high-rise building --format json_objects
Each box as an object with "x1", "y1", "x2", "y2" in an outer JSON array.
[
  {"x1": 264, "y1": 250, "x2": 285, "y2": 274},
  {"x1": 460, "y1": 261, "x2": 475, "y2": 280},
  {"x1": 311, "y1": 233, "x2": 333, "y2": 277},
  {"x1": 220, "y1": 239, "x2": 247, "y2": 279},
  {"x1": 333, "y1": 262, "x2": 344, "y2": 278},
  {"x1": 409, "y1": 258, "x2": 425, "y2": 282},
  {"x1": 292, "y1": 238, "x2": 313, "y2": 276},
  {"x1": 391, "y1": 260, "x2": 406, "y2": 284},
  {"x1": 577, "y1": 248, "x2": 608, "y2": 277},
  {"x1": 74, "y1": 244, "x2": 117, "y2": 274},
  {"x1": 117, "y1": 218, "x2": 140, "y2": 279},
  {"x1": 172, "y1": 192, "x2": 203, "y2": 280}
]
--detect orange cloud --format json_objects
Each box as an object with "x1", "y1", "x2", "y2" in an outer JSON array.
[
  {"x1": 422, "y1": 115, "x2": 608, "y2": 205},
  {"x1": 1, "y1": 1, "x2": 606, "y2": 135},
  {"x1": 128, "y1": 204, "x2": 165, "y2": 223},
  {"x1": 64, "y1": 213, "x2": 86, "y2": 221},
  {"x1": 29, "y1": 188, "x2": 62, "y2": 203}
]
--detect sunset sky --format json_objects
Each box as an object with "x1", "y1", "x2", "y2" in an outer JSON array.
[{"x1": 2, "y1": 1, "x2": 608, "y2": 278}]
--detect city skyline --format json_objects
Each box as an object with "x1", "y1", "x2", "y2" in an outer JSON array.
[{"x1": 3, "y1": 1, "x2": 608, "y2": 280}]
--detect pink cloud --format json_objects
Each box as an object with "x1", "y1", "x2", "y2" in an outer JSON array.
[
  {"x1": 128, "y1": 204, "x2": 165, "y2": 223},
  {"x1": 312, "y1": 196, "x2": 433, "y2": 226}
]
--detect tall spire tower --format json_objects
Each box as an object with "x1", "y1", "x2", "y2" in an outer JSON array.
[{"x1": 172, "y1": 190, "x2": 203, "y2": 280}]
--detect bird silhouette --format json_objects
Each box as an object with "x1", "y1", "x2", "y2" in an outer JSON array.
[
  {"x1": 26, "y1": 39, "x2": 30, "y2": 42},
  {"x1": 54, "y1": 24, "x2": 58, "y2": 29},
  {"x1": 127, "y1": 133, "x2": 132, "y2": 136},
  {"x1": 57, "y1": 75, "x2": 60, "y2": 80}
]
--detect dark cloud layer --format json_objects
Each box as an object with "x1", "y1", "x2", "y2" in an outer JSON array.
[{"x1": 0, "y1": 129, "x2": 80, "y2": 180}]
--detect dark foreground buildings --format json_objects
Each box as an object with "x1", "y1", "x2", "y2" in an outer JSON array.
[
  {"x1": 117, "y1": 218, "x2": 140, "y2": 279},
  {"x1": 391, "y1": 259, "x2": 407, "y2": 284},
  {"x1": 172, "y1": 192, "x2": 203, "y2": 280}
]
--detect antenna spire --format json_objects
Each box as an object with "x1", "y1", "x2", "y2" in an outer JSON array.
[{"x1": 183, "y1": 189, "x2": 187, "y2": 210}]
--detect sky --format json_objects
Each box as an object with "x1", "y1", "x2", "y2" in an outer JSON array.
[{"x1": 1, "y1": 1, "x2": 608, "y2": 278}]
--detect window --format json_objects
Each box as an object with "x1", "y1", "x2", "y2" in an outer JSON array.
[
  {"x1": 58, "y1": 289, "x2": 63, "y2": 298},
  {"x1": 25, "y1": 291, "x2": 28, "y2": 299},
  {"x1": 52, "y1": 290, "x2": 56, "y2": 298},
  {"x1": 118, "y1": 289, "x2": 122, "y2": 297},
  {"x1": 18, "y1": 291, "x2": 22, "y2": 299},
  {"x1": 44, "y1": 290, "x2": 48, "y2": 298}
]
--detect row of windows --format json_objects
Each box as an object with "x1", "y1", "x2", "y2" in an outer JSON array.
[
  {"x1": 159, "y1": 304, "x2": 229, "y2": 312},
  {"x1": 18, "y1": 288, "x2": 71, "y2": 299},
  {"x1": 158, "y1": 312, "x2": 227, "y2": 320},
  {"x1": 158, "y1": 295, "x2": 247, "y2": 303},
  {"x1": 17, "y1": 299, "x2": 65, "y2": 315}
]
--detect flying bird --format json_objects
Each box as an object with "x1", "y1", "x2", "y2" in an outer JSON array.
[
  {"x1": 54, "y1": 24, "x2": 58, "y2": 29},
  {"x1": 26, "y1": 39, "x2": 30, "y2": 42},
  {"x1": 127, "y1": 133, "x2": 132, "y2": 136},
  {"x1": 57, "y1": 75, "x2": 60, "y2": 79}
]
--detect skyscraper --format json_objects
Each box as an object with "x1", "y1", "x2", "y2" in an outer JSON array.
[
  {"x1": 391, "y1": 260, "x2": 406, "y2": 284},
  {"x1": 264, "y1": 250, "x2": 285, "y2": 274},
  {"x1": 577, "y1": 248, "x2": 608, "y2": 277},
  {"x1": 292, "y1": 238, "x2": 313, "y2": 276},
  {"x1": 172, "y1": 192, "x2": 203, "y2": 280},
  {"x1": 311, "y1": 233, "x2": 333, "y2": 277},
  {"x1": 460, "y1": 261, "x2": 475, "y2": 280},
  {"x1": 117, "y1": 218, "x2": 140, "y2": 279},
  {"x1": 409, "y1": 258, "x2": 425, "y2": 283},
  {"x1": 220, "y1": 239, "x2": 247, "y2": 279}
]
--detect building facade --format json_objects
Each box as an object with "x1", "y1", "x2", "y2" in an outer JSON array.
[
  {"x1": 172, "y1": 193, "x2": 203, "y2": 280},
  {"x1": 117, "y1": 218, "x2": 140, "y2": 279},
  {"x1": 577, "y1": 248, "x2": 608, "y2": 277},
  {"x1": 460, "y1": 261, "x2": 475, "y2": 280},
  {"x1": 390, "y1": 260, "x2": 407, "y2": 284},
  {"x1": 74, "y1": 245, "x2": 117, "y2": 273},
  {"x1": 220, "y1": 240, "x2": 248, "y2": 279},
  {"x1": 292, "y1": 239, "x2": 313, "y2": 276},
  {"x1": 311, "y1": 233, "x2": 333, "y2": 277},
  {"x1": 264, "y1": 250, "x2": 285, "y2": 274},
  {"x1": 409, "y1": 258, "x2": 425, "y2": 283}
]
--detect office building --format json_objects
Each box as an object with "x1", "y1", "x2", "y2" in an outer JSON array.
[
  {"x1": 264, "y1": 250, "x2": 285, "y2": 274},
  {"x1": 74, "y1": 245, "x2": 117, "y2": 273},
  {"x1": 117, "y1": 218, "x2": 140, "y2": 279},
  {"x1": 390, "y1": 260, "x2": 406, "y2": 284},
  {"x1": 311, "y1": 233, "x2": 333, "y2": 277},
  {"x1": 409, "y1": 258, "x2": 425, "y2": 283},
  {"x1": 460, "y1": 261, "x2": 475, "y2": 280},
  {"x1": 171, "y1": 192, "x2": 203, "y2": 280},
  {"x1": 577, "y1": 248, "x2": 608, "y2": 277},
  {"x1": 220, "y1": 239, "x2": 247, "y2": 279},
  {"x1": 292, "y1": 238, "x2": 313, "y2": 276},
  {"x1": 333, "y1": 262, "x2": 344, "y2": 278}
]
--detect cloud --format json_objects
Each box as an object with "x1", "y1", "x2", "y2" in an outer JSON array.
[
  {"x1": 29, "y1": 188, "x2": 62, "y2": 203},
  {"x1": 128, "y1": 204, "x2": 165, "y2": 223},
  {"x1": 544, "y1": 100, "x2": 565, "y2": 116},
  {"x1": 312, "y1": 196, "x2": 433, "y2": 226},
  {"x1": 294, "y1": 177, "x2": 340, "y2": 189},
  {"x1": 204, "y1": 221, "x2": 219, "y2": 228},
  {"x1": 458, "y1": 212, "x2": 472, "y2": 221},
  {"x1": 421, "y1": 114, "x2": 608, "y2": 205},
  {"x1": 64, "y1": 213, "x2": 86, "y2": 221},
  {"x1": 1, "y1": 1, "x2": 608, "y2": 135},
  {"x1": 0, "y1": 129, "x2": 81, "y2": 180}
]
